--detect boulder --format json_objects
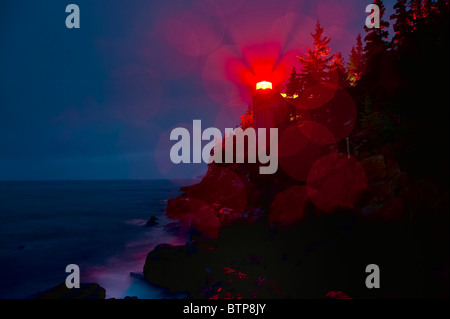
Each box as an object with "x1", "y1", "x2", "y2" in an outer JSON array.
[
  {"x1": 369, "y1": 180, "x2": 395, "y2": 204},
  {"x1": 143, "y1": 243, "x2": 210, "y2": 294},
  {"x1": 129, "y1": 272, "x2": 145, "y2": 280},
  {"x1": 361, "y1": 155, "x2": 386, "y2": 183},
  {"x1": 378, "y1": 197, "x2": 406, "y2": 221},
  {"x1": 199, "y1": 266, "x2": 285, "y2": 299},
  {"x1": 145, "y1": 216, "x2": 158, "y2": 227}
]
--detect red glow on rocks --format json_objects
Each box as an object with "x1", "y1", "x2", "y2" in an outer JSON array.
[
  {"x1": 307, "y1": 152, "x2": 368, "y2": 213},
  {"x1": 165, "y1": 165, "x2": 249, "y2": 238},
  {"x1": 166, "y1": 197, "x2": 221, "y2": 239},
  {"x1": 270, "y1": 185, "x2": 309, "y2": 226},
  {"x1": 278, "y1": 123, "x2": 336, "y2": 182},
  {"x1": 278, "y1": 125, "x2": 309, "y2": 157},
  {"x1": 298, "y1": 121, "x2": 336, "y2": 146},
  {"x1": 279, "y1": 125, "x2": 325, "y2": 182}
]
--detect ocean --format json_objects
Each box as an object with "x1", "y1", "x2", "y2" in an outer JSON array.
[{"x1": 0, "y1": 180, "x2": 191, "y2": 299}]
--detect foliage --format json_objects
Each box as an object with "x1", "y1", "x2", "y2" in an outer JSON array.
[{"x1": 240, "y1": 104, "x2": 253, "y2": 130}]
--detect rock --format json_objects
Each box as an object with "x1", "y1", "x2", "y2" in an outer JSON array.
[
  {"x1": 143, "y1": 243, "x2": 210, "y2": 294},
  {"x1": 378, "y1": 197, "x2": 405, "y2": 221},
  {"x1": 145, "y1": 216, "x2": 158, "y2": 227},
  {"x1": 217, "y1": 207, "x2": 242, "y2": 226},
  {"x1": 269, "y1": 185, "x2": 309, "y2": 226},
  {"x1": 27, "y1": 283, "x2": 106, "y2": 299},
  {"x1": 385, "y1": 159, "x2": 402, "y2": 179},
  {"x1": 361, "y1": 155, "x2": 386, "y2": 183},
  {"x1": 130, "y1": 272, "x2": 145, "y2": 280},
  {"x1": 369, "y1": 180, "x2": 395, "y2": 204},
  {"x1": 166, "y1": 197, "x2": 222, "y2": 238},
  {"x1": 165, "y1": 164, "x2": 261, "y2": 239},
  {"x1": 360, "y1": 203, "x2": 383, "y2": 218},
  {"x1": 199, "y1": 267, "x2": 285, "y2": 299},
  {"x1": 307, "y1": 152, "x2": 368, "y2": 212},
  {"x1": 164, "y1": 221, "x2": 180, "y2": 233}
]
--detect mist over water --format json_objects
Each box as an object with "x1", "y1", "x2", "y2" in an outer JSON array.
[{"x1": 0, "y1": 180, "x2": 191, "y2": 299}]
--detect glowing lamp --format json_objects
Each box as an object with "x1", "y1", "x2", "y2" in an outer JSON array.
[{"x1": 256, "y1": 81, "x2": 272, "y2": 91}]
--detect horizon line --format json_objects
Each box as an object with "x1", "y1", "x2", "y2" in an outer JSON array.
[{"x1": 0, "y1": 178, "x2": 200, "y2": 183}]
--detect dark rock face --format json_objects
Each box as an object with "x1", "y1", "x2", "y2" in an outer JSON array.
[
  {"x1": 199, "y1": 266, "x2": 286, "y2": 299},
  {"x1": 143, "y1": 239, "x2": 286, "y2": 299},
  {"x1": 143, "y1": 243, "x2": 210, "y2": 294},
  {"x1": 130, "y1": 272, "x2": 145, "y2": 280},
  {"x1": 165, "y1": 164, "x2": 261, "y2": 239},
  {"x1": 145, "y1": 216, "x2": 159, "y2": 227},
  {"x1": 27, "y1": 283, "x2": 106, "y2": 299}
]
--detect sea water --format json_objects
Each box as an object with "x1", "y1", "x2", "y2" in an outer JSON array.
[{"x1": 0, "y1": 180, "x2": 191, "y2": 299}]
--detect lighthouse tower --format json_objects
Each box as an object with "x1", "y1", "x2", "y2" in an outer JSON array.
[{"x1": 252, "y1": 81, "x2": 284, "y2": 130}]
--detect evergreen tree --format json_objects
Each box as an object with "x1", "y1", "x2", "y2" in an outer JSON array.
[
  {"x1": 408, "y1": 0, "x2": 423, "y2": 25},
  {"x1": 364, "y1": 0, "x2": 390, "y2": 59},
  {"x1": 421, "y1": 0, "x2": 435, "y2": 18},
  {"x1": 297, "y1": 22, "x2": 333, "y2": 89},
  {"x1": 239, "y1": 104, "x2": 253, "y2": 130},
  {"x1": 285, "y1": 67, "x2": 300, "y2": 97},
  {"x1": 330, "y1": 52, "x2": 349, "y2": 88},
  {"x1": 391, "y1": 0, "x2": 411, "y2": 48},
  {"x1": 435, "y1": 0, "x2": 449, "y2": 13},
  {"x1": 347, "y1": 34, "x2": 365, "y2": 85},
  {"x1": 274, "y1": 99, "x2": 297, "y2": 128},
  {"x1": 285, "y1": 67, "x2": 300, "y2": 124}
]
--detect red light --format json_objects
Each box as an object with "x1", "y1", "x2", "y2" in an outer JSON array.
[{"x1": 256, "y1": 81, "x2": 273, "y2": 90}]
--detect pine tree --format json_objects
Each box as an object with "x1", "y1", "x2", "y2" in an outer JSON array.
[
  {"x1": 408, "y1": 0, "x2": 423, "y2": 25},
  {"x1": 355, "y1": 33, "x2": 365, "y2": 64},
  {"x1": 391, "y1": 0, "x2": 411, "y2": 48},
  {"x1": 297, "y1": 22, "x2": 333, "y2": 89},
  {"x1": 421, "y1": 0, "x2": 434, "y2": 18},
  {"x1": 435, "y1": 0, "x2": 449, "y2": 13},
  {"x1": 285, "y1": 67, "x2": 300, "y2": 98},
  {"x1": 348, "y1": 34, "x2": 365, "y2": 85},
  {"x1": 240, "y1": 104, "x2": 253, "y2": 130},
  {"x1": 330, "y1": 52, "x2": 349, "y2": 88},
  {"x1": 364, "y1": 0, "x2": 390, "y2": 59}
]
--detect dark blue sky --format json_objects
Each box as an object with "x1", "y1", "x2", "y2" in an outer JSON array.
[{"x1": 0, "y1": 0, "x2": 396, "y2": 180}]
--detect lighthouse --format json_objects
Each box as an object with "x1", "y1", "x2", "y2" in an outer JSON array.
[{"x1": 252, "y1": 81, "x2": 284, "y2": 130}]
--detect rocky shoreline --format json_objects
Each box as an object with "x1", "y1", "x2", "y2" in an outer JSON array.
[{"x1": 28, "y1": 151, "x2": 449, "y2": 299}]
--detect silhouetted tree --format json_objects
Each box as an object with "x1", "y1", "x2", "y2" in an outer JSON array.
[
  {"x1": 240, "y1": 104, "x2": 253, "y2": 130},
  {"x1": 348, "y1": 34, "x2": 365, "y2": 86},
  {"x1": 364, "y1": 0, "x2": 390, "y2": 59},
  {"x1": 330, "y1": 52, "x2": 349, "y2": 88},
  {"x1": 436, "y1": 0, "x2": 450, "y2": 13},
  {"x1": 421, "y1": 0, "x2": 435, "y2": 18},
  {"x1": 285, "y1": 67, "x2": 301, "y2": 97},
  {"x1": 391, "y1": 0, "x2": 411, "y2": 48},
  {"x1": 408, "y1": 0, "x2": 423, "y2": 24},
  {"x1": 297, "y1": 22, "x2": 332, "y2": 89}
]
